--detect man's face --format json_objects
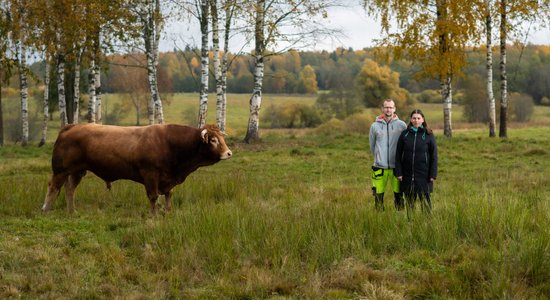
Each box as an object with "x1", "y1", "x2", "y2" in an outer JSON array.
[{"x1": 382, "y1": 101, "x2": 396, "y2": 117}]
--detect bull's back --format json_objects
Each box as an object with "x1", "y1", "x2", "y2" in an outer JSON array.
[{"x1": 52, "y1": 124, "x2": 165, "y2": 181}]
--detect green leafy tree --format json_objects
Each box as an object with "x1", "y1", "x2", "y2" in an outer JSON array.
[
  {"x1": 298, "y1": 65, "x2": 318, "y2": 94},
  {"x1": 462, "y1": 74, "x2": 489, "y2": 123},
  {"x1": 355, "y1": 58, "x2": 409, "y2": 110}
]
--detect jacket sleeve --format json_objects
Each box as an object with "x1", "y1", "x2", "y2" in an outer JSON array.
[
  {"x1": 369, "y1": 125, "x2": 376, "y2": 154},
  {"x1": 429, "y1": 135, "x2": 438, "y2": 179},
  {"x1": 394, "y1": 133, "x2": 403, "y2": 177}
]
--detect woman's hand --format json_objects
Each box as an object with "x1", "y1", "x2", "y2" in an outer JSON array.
[{"x1": 397, "y1": 176, "x2": 402, "y2": 181}]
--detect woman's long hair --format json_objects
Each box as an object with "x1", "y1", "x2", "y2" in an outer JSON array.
[{"x1": 408, "y1": 109, "x2": 433, "y2": 135}]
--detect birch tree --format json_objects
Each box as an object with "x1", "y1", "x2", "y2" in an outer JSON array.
[
  {"x1": 17, "y1": 39, "x2": 29, "y2": 146},
  {"x1": 211, "y1": 0, "x2": 223, "y2": 130},
  {"x1": 364, "y1": 0, "x2": 478, "y2": 137},
  {"x1": 11, "y1": 0, "x2": 30, "y2": 145},
  {"x1": 498, "y1": 0, "x2": 510, "y2": 138},
  {"x1": 495, "y1": 0, "x2": 544, "y2": 138},
  {"x1": 39, "y1": 57, "x2": 50, "y2": 146},
  {"x1": 134, "y1": 0, "x2": 165, "y2": 124},
  {"x1": 197, "y1": 0, "x2": 209, "y2": 127},
  {"x1": 0, "y1": 3, "x2": 8, "y2": 147},
  {"x1": 485, "y1": 0, "x2": 497, "y2": 137},
  {"x1": 219, "y1": 0, "x2": 238, "y2": 132},
  {"x1": 243, "y1": 0, "x2": 339, "y2": 143}
]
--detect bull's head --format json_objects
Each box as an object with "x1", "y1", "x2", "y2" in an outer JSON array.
[{"x1": 201, "y1": 124, "x2": 232, "y2": 160}]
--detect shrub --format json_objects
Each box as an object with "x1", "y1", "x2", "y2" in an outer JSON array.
[
  {"x1": 416, "y1": 89, "x2": 441, "y2": 104},
  {"x1": 315, "y1": 89, "x2": 362, "y2": 121},
  {"x1": 343, "y1": 112, "x2": 374, "y2": 134},
  {"x1": 509, "y1": 93, "x2": 534, "y2": 123},
  {"x1": 262, "y1": 103, "x2": 322, "y2": 129},
  {"x1": 461, "y1": 74, "x2": 488, "y2": 123},
  {"x1": 315, "y1": 118, "x2": 345, "y2": 135}
]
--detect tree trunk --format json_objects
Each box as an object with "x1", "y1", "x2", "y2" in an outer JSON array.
[
  {"x1": 95, "y1": 61, "x2": 102, "y2": 124},
  {"x1": 39, "y1": 58, "x2": 50, "y2": 147},
  {"x1": 198, "y1": 0, "x2": 209, "y2": 128},
  {"x1": 0, "y1": 79, "x2": 4, "y2": 147},
  {"x1": 211, "y1": 0, "x2": 224, "y2": 131},
  {"x1": 437, "y1": 0, "x2": 452, "y2": 137},
  {"x1": 244, "y1": 0, "x2": 266, "y2": 143},
  {"x1": 57, "y1": 51, "x2": 68, "y2": 127},
  {"x1": 441, "y1": 74, "x2": 452, "y2": 137},
  {"x1": 145, "y1": 0, "x2": 164, "y2": 124},
  {"x1": 73, "y1": 50, "x2": 82, "y2": 124},
  {"x1": 486, "y1": 0, "x2": 496, "y2": 137},
  {"x1": 88, "y1": 58, "x2": 97, "y2": 123},
  {"x1": 220, "y1": 1, "x2": 233, "y2": 133},
  {"x1": 499, "y1": 0, "x2": 508, "y2": 138},
  {"x1": 18, "y1": 40, "x2": 29, "y2": 146}
]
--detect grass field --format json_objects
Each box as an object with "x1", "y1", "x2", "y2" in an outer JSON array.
[{"x1": 1, "y1": 94, "x2": 550, "y2": 298}]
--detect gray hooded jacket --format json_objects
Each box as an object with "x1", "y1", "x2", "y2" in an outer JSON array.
[{"x1": 369, "y1": 114, "x2": 407, "y2": 169}]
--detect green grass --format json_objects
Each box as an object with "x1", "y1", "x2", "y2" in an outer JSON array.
[{"x1": 1, "y1": 95, "x2": 550, "y2": 298}]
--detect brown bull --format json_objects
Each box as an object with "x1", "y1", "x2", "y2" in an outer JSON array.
[{"x1": 42, "y1": 123, "x2": 232, "y2": 214}]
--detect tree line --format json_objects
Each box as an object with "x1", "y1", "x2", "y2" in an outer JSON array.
[{"x1": 1, "y1": 0, "x2": 549, "y2": 146}]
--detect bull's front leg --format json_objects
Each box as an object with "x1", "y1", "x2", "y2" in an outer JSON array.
[
  {"x1": 42, "y1": 173, "x2": 68, "y2": 212},
  {"x1": 143, "y1": 177, "x2": 160, "y2": 215}
]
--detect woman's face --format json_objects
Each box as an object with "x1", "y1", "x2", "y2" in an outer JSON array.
[{"x1": 410, "y1": 113, "x2": 424, "y2": 128}]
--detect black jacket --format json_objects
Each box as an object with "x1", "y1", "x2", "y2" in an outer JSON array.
[{"x1": 394, "y1": 126, "x2": 438, "y2": 194}]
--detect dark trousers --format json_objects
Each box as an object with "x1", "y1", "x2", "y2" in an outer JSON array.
[{"x1": 404, "y1": 192, "x2": 432, "y2": 214}]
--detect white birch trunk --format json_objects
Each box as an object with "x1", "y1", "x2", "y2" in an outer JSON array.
[
  {"x1": 211, "y1": 0, "x2": 224, "y2": 131},
  {"x1": 57, "y1": 51, "x2": 68, "y2": 127},
  {"x1": 486, "y1": 0, "x2": 496, "y2": 137},
  {"x1": 441, "y1": 74, "x2": 452, "y2": 137},
  {"x1": 499, "y1": 0, "x2": 508, "y2": 138},
  {"x1": 220, "y1": 0, "x2": 234, "y2": 133},
  {"x1": 198, "y1": 0, "x2": 209, "y2": 128},
  {"x1": 95, "y1": 64, "x2": 102, "y2": 124},
  {"x1": 220, "y1": 52, "x2": 228, "y2": 133},
  {"x1": 73, "y1": 51, "x2": 81, "y2": 124},
  {"x1": 436, "y1": 0, "x2": 452, "y2": 137},
  {"x1": 145, "y1": 0, "x2": 164, "y2": 124},
  {"x1": 244, "y1": 57, "x2": 264, "y2": 143},
  {"x1": 18, "y1": 40, "x2": 29, "y2": 146},
  {"x1": 39, "y1": 58, "x2": 50, "y2": 147},
  {"x1": 244, "y1": 0, "x2": 266, "y2": 143},
  {"x1": 88, "y1": 59, "x2": 97, "y2": 123},
  {"x1": 153, "y1": 0, "x2": 164, "y2": 124}
]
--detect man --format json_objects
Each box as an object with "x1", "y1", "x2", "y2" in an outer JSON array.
[{"x1": 369, "y1": 99, "x2": 407, "y2": 211}]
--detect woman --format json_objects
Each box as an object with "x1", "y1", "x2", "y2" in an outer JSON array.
[{"x1": 395, "y1": 109, "x2": 438, "y2": 213}]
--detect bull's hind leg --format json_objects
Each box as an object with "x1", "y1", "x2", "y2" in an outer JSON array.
[
  {"x1": 164, "y1": 191, "x2": 173, "y2": 211},
  {"x1": 65, "y1": 171, "x2": 86, "y2": 213},
  {"x1": 42, "y1": 173, "x2": 69, "y2": 212}
]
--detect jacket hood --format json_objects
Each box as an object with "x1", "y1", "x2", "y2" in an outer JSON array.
[{"x1": 376, "y1": 114, "x2": 401, "y2": 123}]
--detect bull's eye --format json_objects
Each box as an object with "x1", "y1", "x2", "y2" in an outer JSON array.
[{"x1": 211, "y1": 137, "x2": 219, "y2": 146}]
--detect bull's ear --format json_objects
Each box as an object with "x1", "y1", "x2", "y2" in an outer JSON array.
[{"x1": 201, "y1": 128, "x2": 209, "y2": 143}]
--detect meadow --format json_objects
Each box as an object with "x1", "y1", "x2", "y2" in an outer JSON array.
[{"x1": 1, "y1": 94, "x2": 550, "y2": 299}]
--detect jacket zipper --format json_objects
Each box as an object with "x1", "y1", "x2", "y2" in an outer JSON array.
[
  {"x1": 412, "y1": 131, "x2": 417, "y2": 183},
  {"x1": 386, "y1": 121, "x2": 390, "y2": 169}
]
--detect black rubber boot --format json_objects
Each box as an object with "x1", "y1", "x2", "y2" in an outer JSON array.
[
  {"x1": 374, "y1": 193, "x2": 385, "y2": 211},
  {"x1": 394, "y1": 192, "x2": 404, "y2": 211}
]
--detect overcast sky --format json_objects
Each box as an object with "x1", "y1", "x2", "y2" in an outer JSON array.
[{"x1": 161, "y1": 4, "x2": 550, "y2": 53}]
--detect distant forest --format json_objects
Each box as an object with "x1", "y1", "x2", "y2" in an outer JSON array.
[
  {"x1": 13, "y1": 44, "x2": 550, "y2": 106},
  {"x1": 101, "y1": 45, "x2": 550, "y2": 104}
]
